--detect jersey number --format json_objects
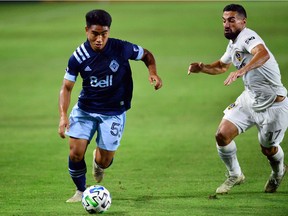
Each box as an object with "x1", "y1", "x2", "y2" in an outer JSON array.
[
  {"x1": 110, "y1": 122, "x2": 121, "y2": 137},
  {"x1": 267, "y1": 129, "x2": 282, "y2": 142}
]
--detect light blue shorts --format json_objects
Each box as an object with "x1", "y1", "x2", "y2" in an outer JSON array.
[{"x1": 66, "y1": 104, "x2": 126, "y2": 151}]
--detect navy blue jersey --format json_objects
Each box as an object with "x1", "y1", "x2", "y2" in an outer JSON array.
[{"x1": 64, "y1": 38, "x2": 144, "y2": 115}]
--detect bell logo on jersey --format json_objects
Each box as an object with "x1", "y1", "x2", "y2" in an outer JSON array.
[
  {"x1": 90, "y1": 75, "x2": 113, "y2": 88},
  {"x1": 109, "y1": 60, "x2": 119, "y2": 72}
]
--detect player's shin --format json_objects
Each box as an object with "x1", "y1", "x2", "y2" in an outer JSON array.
[
  {"x1": 68, "y1": 157, "x2": 87, "y2": 192},
  {"x1": 267, "y1": 145, "x2": 284, "y2": 176},
  {"x1": 217, "y1": 141, "x2": 242, "y2": 176}
]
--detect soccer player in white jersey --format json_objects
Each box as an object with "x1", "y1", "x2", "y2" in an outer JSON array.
[
  {"x1": 58, "y1": 9, "x2": 162, "y2": 202},
  {"x1": 188, "y1": 4, "x2": 288, "y2": 194}
]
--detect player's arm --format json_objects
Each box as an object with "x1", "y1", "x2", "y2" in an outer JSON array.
[
  {"x1": 141, "y1": 48, "x2": 162, "y2": 90},
  {"x1": 58, "y1": 79, "x2": 75, "y2": 138},
  {"x1": 224, "y1": 44, "x2": 270, "y2": 85},
  {"x1": 188, "y1": 60, "x2": 231, "y2": 75}
]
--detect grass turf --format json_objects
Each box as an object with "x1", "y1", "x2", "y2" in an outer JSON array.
[{"x1": 0, "y1": 2, "x2": 288, "y2": 216}]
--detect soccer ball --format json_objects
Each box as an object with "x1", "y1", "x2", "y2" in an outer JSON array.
[{"x1": 81, "y1": 185, "x2": 112, "y2": 214}]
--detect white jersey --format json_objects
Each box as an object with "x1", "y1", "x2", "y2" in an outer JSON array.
[{"x1": 220, "y1": 28, "x2": 287, "y2": 111}]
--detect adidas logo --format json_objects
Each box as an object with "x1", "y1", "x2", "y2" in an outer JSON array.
[{"x1": 84, "y1": 66, "x2": 92, "y2": 71}]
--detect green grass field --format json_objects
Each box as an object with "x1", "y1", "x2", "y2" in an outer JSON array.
[{"x1": 1, "y1": 1, "x2": 288, "y2": 216}]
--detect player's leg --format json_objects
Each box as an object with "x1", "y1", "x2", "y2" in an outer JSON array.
[
  {"x1": 215, "y1": 119, "x2": 245, "y2": 194},
  {"x1": 65, "y1": 105, "x2": 98, "y2": 202},
  {"x1": 92, "y1": 112, "x2": 126, "y2": 182},
  {"x1": 67, "y1": 137, "x2": 89, "y2": 202},
  {"x1": 216, "y1": 119, "x2": 241, "y2": 175},
  {"x1": 92, "y1": 147, "x2": 115, "y2": 182},
  {"x1": 258, "y1": 98, "x2": 288, "y2": 193},
  {"x1": 261, "y1": 145, "x2": 287, "y2": 193},
  {"x1": 215, "y1": 94, "x2": 254, "y2": 194}
]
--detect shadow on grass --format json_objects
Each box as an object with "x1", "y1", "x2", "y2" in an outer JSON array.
[{"x1": 117, "y1": 194, "x2": 205, "y2": 202}]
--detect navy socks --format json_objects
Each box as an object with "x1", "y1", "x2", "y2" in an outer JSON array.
[{"x1": 68, "y1": 157, "x2": 87, "y2": 192}]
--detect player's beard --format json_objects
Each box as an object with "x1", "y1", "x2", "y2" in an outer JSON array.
[{"x1": 224, "y1": 29, "x2": 241, "y2": 40}]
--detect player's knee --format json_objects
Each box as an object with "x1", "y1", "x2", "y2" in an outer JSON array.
[
  {"x1": 69, "y1": 152, "x2": 84, "y2": 162},
  {"x1": 215, "y1": 130, "x2": 231, "y2": 146},
  {"x1": 261, "y1": 146, "x2": 278, "y2": 157}
]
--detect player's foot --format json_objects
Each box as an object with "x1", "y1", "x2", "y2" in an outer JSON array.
[
  {"x1": 264, "y1": 164, "x2": 287, "y2": 193},
  {"x1": 66, "y1": 190, "x2": 83, "y2": 203},
  {"x1": 92, "y1": 149, "x2": 104, "y2": 183},
  {"x1": 216, "y1": 173, "x2": 245, "y2": 194}
]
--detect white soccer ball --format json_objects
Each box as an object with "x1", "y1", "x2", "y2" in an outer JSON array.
[{"x1": 81, "y1": 185, "x2": 112, "y2": 214}]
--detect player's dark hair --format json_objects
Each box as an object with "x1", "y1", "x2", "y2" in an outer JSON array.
[
  {"x1": 223, "y1": 4, "x2": 247, "y2": 18},
  {"x1": 85, "y1": 9, "x2": 112, "y2": 27}
]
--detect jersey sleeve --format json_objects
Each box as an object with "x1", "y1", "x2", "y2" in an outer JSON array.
[
  {"x1": 122, "y1": 41, "x2": 144, "y2": 61},
  {"x1": 132, "y1": 44, "x2": 144, "y2": 60},
  {"x1": 242, "y1": 32, "x2": 263, "y2": 53},
  {"x1": 220, "y1": 43, "x2": 232, "y2": 64},
  {"x1": 64, "y1": 55, "x2": 79, "y2": 82}
]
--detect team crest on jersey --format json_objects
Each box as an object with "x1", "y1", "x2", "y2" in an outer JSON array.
[
  {"x1": 109, "y1": 60, "x2": 119, "y2": 72},
  {"x1": 235, "y1": 51, "x2": 242, "y2": 62}
]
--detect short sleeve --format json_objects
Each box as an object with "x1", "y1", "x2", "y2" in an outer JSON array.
[
  {"x1": 133, "y1": 45, "x2": 144, "y2": 60},
  {"x1": 243, "y1": 34, "x2": 263, "y2": 53},
  {"x1": 122, "y1": 40, "x2": 144, "y2": 61},
  {"x1": 220, "y1": 44, "x2": 232, "y2": 64},
  {"x1": 64, "y1": 55, "x2": 79, "y2": 82}
]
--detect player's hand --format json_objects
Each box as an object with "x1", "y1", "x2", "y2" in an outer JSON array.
[
  {"x1": 149, "y1": 74, "x2": 162, "y2": 90},
  {"x1": 224, "y1": 70, "x2": 245, "y2": 85},
  {"x1": 188, "y1": 62, "x2": 203, "y2": 75},
  {"x1": 58, "y1": 115, "x2": 69, "y2": 139}
]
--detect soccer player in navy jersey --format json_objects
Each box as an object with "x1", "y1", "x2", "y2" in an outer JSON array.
[{"x1": 58, "y1": 9, "x2": 162, "y2": 202}]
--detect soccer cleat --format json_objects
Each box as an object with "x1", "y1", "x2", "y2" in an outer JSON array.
[
  {"x1": 216, "y1": 173, "x2": 245, "y2": 194},
  {"x1": 92, "y1": 149, "x2": 104, "y2": 183},
  {"x1": 264, "y1": 164, "x2": 287, "y2": 193},
  {"x1": 66, "y1": 190, "x2": 83, "y2": 203}
]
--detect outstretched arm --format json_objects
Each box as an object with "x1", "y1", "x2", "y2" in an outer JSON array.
[
  {"x1": 141, "y1": 48, "x2": 162, "y2": 90},
  {"x1": 224, "y1": 44, "x2": 269, "y2": 85},
  {"x1": 188, "y1": 60, "x2": 230, "y2": 75},
  {"x1": 58, "y1": 79, "x2": 75, "y2": 138}
]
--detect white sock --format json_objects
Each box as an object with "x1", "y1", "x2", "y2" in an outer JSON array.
[
  {"x1": 217, "y1": 140, "x2": 242, "y2": 176},
  {"x1": 268, "y1": 145, "x2": 284, "y2": 177},
  {"x1": 94, "y1": 161, "x2": 103, "y2": 170}
]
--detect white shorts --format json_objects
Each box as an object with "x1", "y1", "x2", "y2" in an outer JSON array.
[
  {"x1": 66, "y1": 104, "x2": 126, "y2": 151},
  {"x1": 223, "y1": 91, "x2": 288, "y2": 148}
]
